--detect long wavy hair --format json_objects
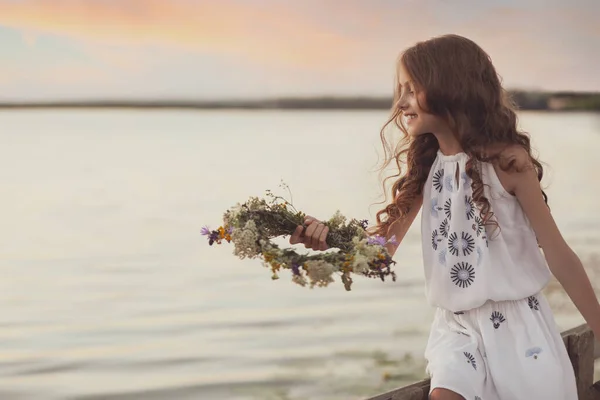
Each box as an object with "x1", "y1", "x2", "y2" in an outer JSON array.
[{"x1": 370, "y1": 34, "x2": 548, "y2": 238}]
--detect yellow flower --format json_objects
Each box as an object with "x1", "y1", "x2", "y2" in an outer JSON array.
[{"x1": 270, "y1": 262, "x2": 281, "y2": 271}]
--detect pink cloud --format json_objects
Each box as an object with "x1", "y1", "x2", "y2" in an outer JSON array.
[
  {"x1": 0, "y1": 0, "x2": 366, "y2": 68},
  {"x1": 1, "y1": 0, "x2": 598, "y2": 97}
]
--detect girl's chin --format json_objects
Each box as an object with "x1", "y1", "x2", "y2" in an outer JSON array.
[{"x1": 407, "y1": 128, "x2": 425, "y2": 137}]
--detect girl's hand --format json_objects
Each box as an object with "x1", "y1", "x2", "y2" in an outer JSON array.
[{"x1": 289, "y1": 215, "x2": 329, "y2": 251}]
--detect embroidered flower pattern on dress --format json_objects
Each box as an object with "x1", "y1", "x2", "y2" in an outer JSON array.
[
  {"x1": 525, "y1": 347, "x2": 543, "y2": 359},
  {"x1": 432, "y1": 229, "x2": 443, "y2": 250},
  {"x1": 448, "y1": 232, "x2": 460, "y2": 256},
  {"x1": 438, "y1": 248, "x2": 448, "y2": 265},
  {"x1": 431, "y1": 197, "x2": 443, "y2": 218},
  {"x1": 444, "y1": 175, "x2": 455, "y2": 192},
  {"x1": 461, "y1": 171, "x2": 471, "y2": 188},
  {"x1": 464, "y1": 351, "x2": 477, "y2": 370},
  {"x1": 528, "y1": 296, "x2": 540, "y2": 310},
  {"x1": 472, "y1": 216, "x2": 484, "y2": 237},
  {"x1": 444, "y1": 198, "x2": 452, "y2": 220},
  {"x1": 428, "y1": 162, "x2": 488, "y2": 293},
  {"x1": 433, "y1": 169, "x2": 444, "y2": 193},
  {"x1": 490, "y1": 311, "x2": 506, "y2": 329},
  {"x1": 440, "y1": 218, "x2": 450, "y2": 238},
  {"x1": 465, "y1": 195, "x2": 475, "y2": 220},
  {"x1": 448, "y1": 232, "x2": 475, "y2": 256},
  {"x1": 451, "y1": 262, "x2": 475, "y2": 288}
]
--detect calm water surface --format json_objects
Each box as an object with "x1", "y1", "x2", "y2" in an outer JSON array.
[{"x1": 0, "y1": 110, "x2": 599, "y2": 399}]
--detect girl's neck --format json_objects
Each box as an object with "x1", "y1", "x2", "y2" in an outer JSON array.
[{"x1": 433, "y1": 132, "x2": 463, "y2": 156}]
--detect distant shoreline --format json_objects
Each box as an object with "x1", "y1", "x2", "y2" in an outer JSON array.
[{"x1": 1, "y1": 91, "x2": 599, "y2": 111}]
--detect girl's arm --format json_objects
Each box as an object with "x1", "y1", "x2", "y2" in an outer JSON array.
[
  {"x1": 385, "y1": 194, "x2": 423, "y2": 256},
  {"x1": 497, "y1": 146, "x2": 600, "y2": 339}
]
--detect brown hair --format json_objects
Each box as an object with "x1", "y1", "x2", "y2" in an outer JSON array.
[{"x1": 370, "y1": 34, "x2": 547, "y2": 238}]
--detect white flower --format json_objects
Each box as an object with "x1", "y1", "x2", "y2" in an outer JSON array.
[
  {"x1": 231, "y1": 220, "x2": 260, "y2": 259},
  {"x1": 353, "y1": 237, "x2": 380, "y2": 259},
  {"x1": 223, "y1": 203, "x2": 243, "y2": 228},
  {"x1": 328, "y1": 210, "x2": 346, "y2": 228},
  {"x1": 305, "y1": 260, "x2": 336, "y2": 288},
  {"x1": 246, "y1": 197, "x2": 267, "y2": 212},
  {"x1": 351, "y1": 254, "x2": 370, "y2": 274},
  {"x1": 292, "y1": 274, "x2": 308, "y2": 287}
]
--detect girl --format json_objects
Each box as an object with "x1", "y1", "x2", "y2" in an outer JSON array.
[{"x1": 289, "y1": 34, "x2": 600, "y2": 399}]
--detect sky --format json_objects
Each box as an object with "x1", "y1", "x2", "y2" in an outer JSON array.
[{"x1": 0, "y1": 0, "x2": 599, "y2": 101}]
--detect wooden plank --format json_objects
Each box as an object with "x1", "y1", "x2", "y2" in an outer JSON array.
[
  {"x1": 564, "y1": 325, "x2": 600, "y2": 400},
  {"x1": 591, "y1": 382, "x2": 600, "y2": 400},
  {"x1": 366, "y1": 379, "x2": 429, "y2": 400},
  {"x1": 564, "y1": 324, "x2": 596, "y2": 400},
  {"x1": 592, "y1": 333, "x2": 599, "y2": 399}
]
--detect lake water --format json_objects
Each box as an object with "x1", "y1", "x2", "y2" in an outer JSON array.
[{"x1": 1, "y1": 110, "x2": 599, "y2": 399}]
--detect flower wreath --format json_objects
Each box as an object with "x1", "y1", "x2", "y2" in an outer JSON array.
[{"x1": 202, "y1": 183, "x2": 397, "y2": 291}]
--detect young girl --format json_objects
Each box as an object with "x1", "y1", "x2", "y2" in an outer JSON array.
[{"x1": 290, "y1": 34, "x2": 600, "y2": 400}]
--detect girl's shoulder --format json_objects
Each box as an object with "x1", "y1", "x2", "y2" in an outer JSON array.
[
  {"x1": 481, "y1": 144, "x2": 534, "y2": 167},
  {"x1": 482, "y1": 144, "x2": 536, "y2": 197}
]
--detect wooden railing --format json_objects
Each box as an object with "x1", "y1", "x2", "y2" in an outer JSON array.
[{"x1": 366, "y1": 323, "x2": 600, "y2": 400}]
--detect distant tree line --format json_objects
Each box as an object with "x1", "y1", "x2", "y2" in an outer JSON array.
[
  {"x1": 0, "y1": 91, "x2": 598, "y2": 111},
  {"x1": 510, "y1": 91, "x2": 600, "y2": 111}
]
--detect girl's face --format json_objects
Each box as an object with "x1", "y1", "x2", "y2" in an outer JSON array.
[{"x1": 397, "y1": 62, "x2": 447, "y2": 137}]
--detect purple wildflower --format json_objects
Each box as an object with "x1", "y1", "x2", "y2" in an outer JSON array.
[
  {"x1": 387, "y1": 235, "x2": 398, "y2": 245},
  {"x1": 291, "y1": 263, "x2": 301, "y2": 276},
  {"x1": 227, "y1": 226, "x2": 234, "y2": 234},
  {"x1": 201, "y1": 226, "x2": 221, "y2": 246},
  {"x1": 208, "y1": 231, "x2": 220, "y2": 246},
  {"x1": 359, "y1": 219, "x2": 369, "y2": 230},
  {"x1": 367, "y1": 235, "x2": 387, "y2": 246},
  {"x1": 367, "y1": 234, "x2": 397, "y2": 247}
]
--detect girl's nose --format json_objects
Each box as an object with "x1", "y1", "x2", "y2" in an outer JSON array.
[{"x1": 397, "y1": 96, "x2": 408, "y2": 110}]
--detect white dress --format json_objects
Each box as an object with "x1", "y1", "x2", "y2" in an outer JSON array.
[{"x1": 421, "y1": 150, "x2": 577, "y2": 399}]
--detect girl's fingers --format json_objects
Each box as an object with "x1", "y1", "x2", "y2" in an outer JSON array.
[
  {"x1": 303, "y1": 222, "x2": 319, "y2": 249},
  {"x1": 289, "y1": 217, "x2": 328, "y2": 251},
  {"x1": 289, "y1": 225, "x2": 304, "y2": 245},
  {"x1": 318, "y1": 225, "x2": 329, "y2": 250},
  {"x1": 311, "y1": 223, "x2": 325, "y2": 249},
  {"x1": 305, "y1": 215, "x2": 318, "y2": 225}
]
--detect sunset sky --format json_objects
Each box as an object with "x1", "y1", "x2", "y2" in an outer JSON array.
[{"x1": 0, "y1": 0, "x2": 598, "y2": 100}]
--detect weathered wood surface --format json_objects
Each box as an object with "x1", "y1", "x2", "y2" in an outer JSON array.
[{"x1": 366, "y1": 323, "x2": 599, "y2": 400}]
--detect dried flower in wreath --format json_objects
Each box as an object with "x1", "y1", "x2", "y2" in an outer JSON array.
[{"x1": 201, "y1": 182, "x2": 397, "y2": 291}]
